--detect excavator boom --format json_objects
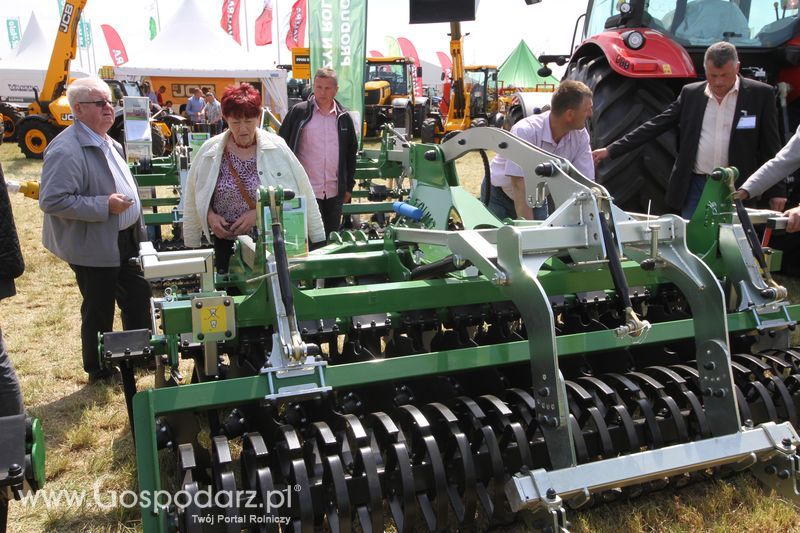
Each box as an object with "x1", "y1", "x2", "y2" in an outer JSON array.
[
  {"x1": 448, "y1": 22, "x2": 466, "y2": 122},
  {"x1": 40, "y1": 0, "x2": 87, "y2": 106}
]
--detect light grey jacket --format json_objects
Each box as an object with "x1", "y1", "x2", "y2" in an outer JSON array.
[
  {"x1": 39, "y1": 124, "x2": 145, "y2": 267},
  {"x1": 740, "y1": 124, "x2": 800, "y2": 199},
  {"x1": 182, "y1": 128, "x2": 325, "y2": 248}
]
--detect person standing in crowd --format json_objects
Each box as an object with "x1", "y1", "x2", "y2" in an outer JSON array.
[
  {"x1": 278, "y1": 68, "x2": 358, "y2": 238},
  {"x1": 39, "y1": 77, "x2": 152, "y2": 383},
  {"x1": 142, "y1": 81, "x2": 158, "y2": 106},
  {"x1": 593, "y1": 41, "x2": 786, "y2": 218},
  {"x1": 157, "y1": 85, "x2": 167, "y2": 106},
  {"x1": 203, "y1": 91, "x2": 224, "y2": 135},
  {"x1": 0, "y1": 163, "x2": 25, "y2": 415},
  {"x1": 185, "y1": 88, "x2": 206, "y2": 127},
  {"x1": 163, "y1": 100, "x2": 174, "y2": 114},
  {"x1": 182, "y1": 83, "x2": 325, "y2": 272},
  {"x1": 485, "y1": 80, "x2": 594, "y2": 220}
]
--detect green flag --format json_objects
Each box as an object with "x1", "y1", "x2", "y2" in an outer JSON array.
[
  {"x1": 57, "y1": 0, "x2": 64, "y2": 16},
  {"x1": 149, "y1": 17, "x2": 157, "y2": 40},
  {"x1": 309, "y1": 0, "x2": 367, "y2": 141},
  {"x1": 6, "y1": 18, "x2": 20, "y2": 49}
]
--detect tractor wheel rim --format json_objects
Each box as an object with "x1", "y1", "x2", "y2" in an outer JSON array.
[{"x1": 25, "y1": 130, "x2": 47, "y2": 154}]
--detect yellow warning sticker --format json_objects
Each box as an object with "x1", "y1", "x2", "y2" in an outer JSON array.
[
  {"x1": 663, "y1": 64, "x2": 672, "y2": 74},
  {"x1": 200, "y1": 306, "x2": 227, "y2": 334}
]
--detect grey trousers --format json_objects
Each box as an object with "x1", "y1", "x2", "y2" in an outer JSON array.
[{"x1": 0, "y1": 327, "x2": 24, "y2": 417}]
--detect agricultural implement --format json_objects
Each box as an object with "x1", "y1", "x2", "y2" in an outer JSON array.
[
  {"x1": 103, "y1": 127, "x2": 800, "y2": 531},
  {"x1": 0, "y1": 414, "x2": 45, "y2": 533}
]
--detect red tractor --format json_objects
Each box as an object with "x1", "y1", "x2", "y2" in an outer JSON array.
[{"x1": 547, "y1": 0, "x2": 800, "y2": 213}]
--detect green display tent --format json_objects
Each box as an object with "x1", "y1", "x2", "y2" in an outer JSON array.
[{"x1": 498, "y1": 40, "x2": 559, "y2": 89}]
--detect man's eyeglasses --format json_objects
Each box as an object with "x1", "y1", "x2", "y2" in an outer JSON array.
[{"x1": 78, "y1": 99, "x2": 113, "y2": 108}]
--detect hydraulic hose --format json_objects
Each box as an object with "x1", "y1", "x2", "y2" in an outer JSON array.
[
  {"x1": 598, "y1": 211, "x2": 633, "y2": 310},
  {"x1": 269, "y1": 189, "x2": 296, "y2": 321}
]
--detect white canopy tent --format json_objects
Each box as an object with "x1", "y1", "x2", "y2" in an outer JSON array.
[
  {"x1": 115, "y1": 0, "x2": 288, "y2": 117},
  {"x1": 0, "y1": 12, "x2": 89, "y2": 104}
]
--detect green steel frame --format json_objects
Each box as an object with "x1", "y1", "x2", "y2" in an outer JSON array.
[{"x1": 130, "y1": 130, "x2": 797, "y2": 531}]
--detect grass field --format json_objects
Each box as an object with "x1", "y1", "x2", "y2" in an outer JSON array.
[{"x1": 3, "y1": 139, "x2": 800, "y2": 532}]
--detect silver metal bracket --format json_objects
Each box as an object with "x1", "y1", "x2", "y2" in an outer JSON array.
[{"x1": 260, "y1": 357, "x2": 331, "y2": 402}]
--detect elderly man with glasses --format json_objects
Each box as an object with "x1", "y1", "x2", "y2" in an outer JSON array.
[{"x1": 39, "y1": 77, "x2": 152, "y2": 384}]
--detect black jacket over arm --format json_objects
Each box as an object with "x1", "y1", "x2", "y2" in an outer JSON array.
[
  {"x1": 0, "y1": 164, "x2": 24, "y2": 300},
  {"x1": 278, "y1": 98, "x2": 358, "y2": 196},
  {"x1": 607, "y1": 77, "x2": 784, "y2": 210}
]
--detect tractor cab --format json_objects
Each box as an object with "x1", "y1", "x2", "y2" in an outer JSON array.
[
  {"x1": 106, "y1": 79, "x2": 144, "y2": 104},
  {"x1": 365, "y1": 57, "x2": 415, "y2": 105},
  {"x1": 364, "y1": 57, "x2": 429, "y2": 137},
  {"x1": 464, "y1": 66, "x2": 499, "y2": 119}
]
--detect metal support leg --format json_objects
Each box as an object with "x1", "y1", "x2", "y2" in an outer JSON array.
[{"x1": 119, "y1": 360, "x2": 137, "y2": 440}]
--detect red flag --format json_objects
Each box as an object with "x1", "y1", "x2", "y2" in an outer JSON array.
[
  {"x1": 255, "y1": 0, "x2": 273, "y2": 46},
  {"x1": 436, "y1": 52, "x2": 452, "y2": 116},
  {"x1": 221, "y1": 0, "x2": 242, "y2": 45},
  {"x1": 284, "y1": 0, "x2": 306, "y2": 50},
  {"x1": 368, "y1": 50, "x2": 383, "y2": 57},
  {"x1": 100, "y1": 24, "x2": 128, "y2": 66},
  {"x1": 397, "y1": 37, "x2": 423, "y2": 97},
  {"x1": 436, "y1": 51, "x2": 452, "y2": 75}
]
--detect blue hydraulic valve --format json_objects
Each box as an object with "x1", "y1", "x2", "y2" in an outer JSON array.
[{"x1": 393, "y1": 201, "x2": 424, "y2": 221}]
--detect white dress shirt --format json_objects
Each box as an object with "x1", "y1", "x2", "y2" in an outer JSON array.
[{"x1": 693, "y1": 77, "x2": 739, "y2": 175}]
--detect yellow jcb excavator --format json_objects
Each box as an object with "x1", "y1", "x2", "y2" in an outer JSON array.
[
  {"x1": 15, "y1": 0, "x2": 87, "y2": 158},
  {"x1": 14, "y1": 0, "x2": 168, "y2": 159},
  {"x1": 419, "y1": 22, "x2": 502, "y2": 144}
]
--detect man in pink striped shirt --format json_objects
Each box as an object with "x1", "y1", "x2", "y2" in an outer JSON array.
[{"x1": 279, "y1": 68, "x2": 359, "y2": 239}]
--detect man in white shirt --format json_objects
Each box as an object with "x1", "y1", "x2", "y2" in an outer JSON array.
[{"x1": 593, "y1": 42, "x2": 786, "y2": 218}]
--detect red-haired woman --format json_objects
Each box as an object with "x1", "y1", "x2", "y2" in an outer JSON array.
[{"x1": 182, "y1": 83, "x2": 325, "y2": 272}]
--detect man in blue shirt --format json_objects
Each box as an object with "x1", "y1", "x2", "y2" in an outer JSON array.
[{"x1": 185, "y1": 88, "x2": 205, "y2": 127}]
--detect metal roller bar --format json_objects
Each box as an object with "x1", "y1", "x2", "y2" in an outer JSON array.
[{"x1": 506, "y1": 421, "x2": 800, "y2": 513}]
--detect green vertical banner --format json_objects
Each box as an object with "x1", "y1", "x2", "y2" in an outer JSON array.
[
  {"x1": 78, "y1": 18, "x2": 87, "y2": 48},
  {"x1": 149, "y1": 17, "x2": 158, "y2": 40},
  {"x1": 6, "y1": 18, "x2": 21, "y2": 49},
  {"x1": 83, "y1": 20, "x2": 92, "y2": 47},
  {"x1": 57, "y1": 0, "x2": 64, "y2": 16},
  {"x1": 309, "y1": 0, "x2": 367, "y2": 142}
]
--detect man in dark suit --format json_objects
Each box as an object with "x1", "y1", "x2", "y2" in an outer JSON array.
[{"x1": 593, "y1": 41, "x2": 786, "y2": 218}]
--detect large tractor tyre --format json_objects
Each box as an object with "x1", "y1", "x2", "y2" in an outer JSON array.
[
  {"x1": 151, "y1": 123, "x2": 166, "y2": 157},
  {"x1": 567, "y1": 55, "x2": 677, "y2": 214},
  {"x1": 17, "y1": 120, "x2": 59, "y2": 159},
  {"x1": 504, "y1": 105, "x2": 525, "y2": 130},
  {"x1": 0, "y1": 104, "x2": 23, "y2": 143},
  {"x1": 489, "y1": 112, "x2": 506, "y2": 129},
  {"x1": 393, "y1": 106, "x2": 413, "y2": 135},
  {"x1": 413, "y1": 100, "x2": 432, "y2": 137},
  {"x1": 420, "y1": 117, "x2": 438, "y2": 144}
]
